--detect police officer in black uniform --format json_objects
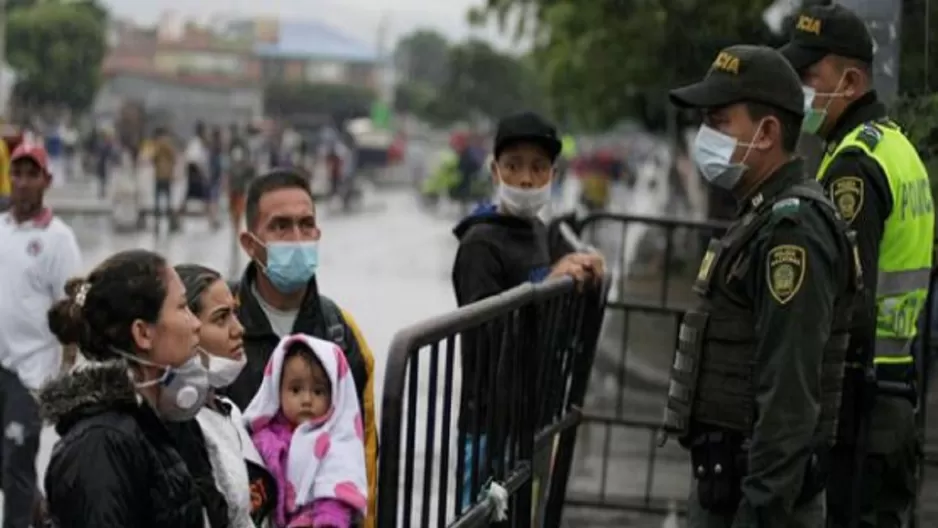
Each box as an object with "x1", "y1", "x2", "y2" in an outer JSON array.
[
  {"x1": 780, "y1": 5, "x2": 935, "y2": 526},
  {"x1": 663, "y1": 44, "x2": 862, "y2": 527}
]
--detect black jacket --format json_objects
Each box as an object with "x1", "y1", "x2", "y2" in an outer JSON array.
[
  {"x1": 164, "y1": 419, "x2": 230, "y2": 528},
  {"x1": 39, "y1": 361, "x2": 205, "y2": 528},
  {"x1": 452, "y1": 204, "x2": 571, "y2": 305},
  {"x1": 451, "y1": 204, "x2": 573, "y2": 430}
]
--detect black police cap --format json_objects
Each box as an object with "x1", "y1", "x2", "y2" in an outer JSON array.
[
  {"x1": 494, "y1": 112, "x2": 561, "y2": 161},
  {"x1": 779, "y1": 4, "x2": 874, "y2": 73},
  {"x1": 669, "y1": 45, "x2": 804, "y2": 116}
]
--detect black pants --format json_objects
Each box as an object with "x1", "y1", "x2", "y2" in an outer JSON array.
[
  {"x1": 826, "y1": 396, "x2": 918, "y2": 528},
  {"x1": 153, "y1": 179, "x2": 174, "y2": 231},
  {"x1": 0, "y1": 367, "x2": 41, "y2": 528}
]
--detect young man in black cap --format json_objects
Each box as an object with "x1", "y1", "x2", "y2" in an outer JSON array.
[
  {"x1": 452, "y1": 111, "x2": 604, "y2": 302},
  {"x1": 450, "y1": 111, "x2": 604, "y2": 510},
  {"x1": 781, "y1": 5, "x2": 934, "y2": 526},
  {"x1": 662, "y1": 44, "x2": 861, "y2": 528}
]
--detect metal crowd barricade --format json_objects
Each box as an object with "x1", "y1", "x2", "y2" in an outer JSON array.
[
  {"x1": 558, "y1": 212, "x2": 728, "y2": 521},
  {"x1": 376, "y1": 276, "x2": 609, "y2": 527}
]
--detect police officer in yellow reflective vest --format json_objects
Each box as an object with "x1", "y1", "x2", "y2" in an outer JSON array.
[
  {"x1": 665, "y1": 44, "x2": 862, "y2": 528},
  {"x1": 781, "y1": 5, "x2": 935, "y2": 526}
]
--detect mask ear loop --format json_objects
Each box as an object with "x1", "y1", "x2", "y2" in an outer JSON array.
[
  {"x1": 814, "y1": 69, "x2": 853, "y2": 111},
  {"x1": 735, "y1": 118, "x2": 767, "y2": 167},
  {"x1": 248, "y1": 232, "x2": 270, "y2": 274},
  {"x1": 113, "y1": 347, "x2": 173, "y2": 388}
]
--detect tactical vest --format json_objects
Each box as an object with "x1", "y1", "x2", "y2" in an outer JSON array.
[
  {"x1": 664, "y1": 183, "x2": 861, "y2": 444},
  {"x1": 818, "y1": 120, "x2": 934, "y2": 387}
]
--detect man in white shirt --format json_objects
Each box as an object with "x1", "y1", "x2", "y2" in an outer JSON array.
[
  {"x1": 0, "y1": 142, "x2": 81, "y2": 528},
  {"x1": 177, "y1": 121, "x2": 209, "y2": 232}
]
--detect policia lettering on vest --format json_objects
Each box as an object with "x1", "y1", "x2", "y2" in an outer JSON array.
[
  {"x1": 665, "y1": 44, "x2": 862, "y2": 528},
  {"x1": 782, "y1": 5, "x2": 935, "y2": 527}
]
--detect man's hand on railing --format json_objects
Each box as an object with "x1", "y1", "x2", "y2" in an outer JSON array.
[{"x1": 549, "y1": 252, "x2": 605, "y2": 286}]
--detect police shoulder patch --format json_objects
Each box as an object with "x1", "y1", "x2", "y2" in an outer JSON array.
[
  {"x1": 766, "y1": 244, "x2": 806, "y2": 305},
  {"x1": 772, "y1": 197, "x2": 801, "y2": 215},
  {"x1": 856, "y1": 124, "x2": 883, "y2": 151},
  {"x1": 830, "y1": 176, "x2": 863, "y2": 222}
]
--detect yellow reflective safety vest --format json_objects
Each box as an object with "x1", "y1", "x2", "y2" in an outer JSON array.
[
  {"x1": 817, "y1": 120, "x2": 934, "y2": 380},
  {"x1": 561, "y1": 134, "x2": 577, "y2": 158},
  {"x1": 0, "y1": 139, "x2": 9, "y2": 198}
]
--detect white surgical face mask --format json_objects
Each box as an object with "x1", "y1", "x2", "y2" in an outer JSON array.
[
  {"x1": 691, "y1": 124, "x2": 758, "y2": 191},
  {"x1": 497, "y1": 179, "x2": 551, "y2": 217},
  {"x1": 116, "y1": 349, "x2": 210, "y2": 422},
  {"x1": 495, "y1": 165, "x2": 553, "y2": 217},
  {"x1": 206, "y1": 353, "x2": 247, "y2": 388}
]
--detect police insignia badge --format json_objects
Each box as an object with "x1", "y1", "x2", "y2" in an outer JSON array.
[
  {"x1": 831, "y1": 176, "x2": 863, "y2": 222},
  {"x1": 767, "y1": 244, "x2": 806, "y2": 304}
]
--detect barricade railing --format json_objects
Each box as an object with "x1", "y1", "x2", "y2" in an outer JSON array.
[
  {"x1": 575, "y1": 212, "x2": 728, "y2": 307},
  {"x1": 552, "y1": 213, "x2": 727, "y2": 521},
  {"x1": 376, "y1": 275, "x2": 609, "y2": 527}
]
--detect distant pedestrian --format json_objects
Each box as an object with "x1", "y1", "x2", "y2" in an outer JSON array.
[
  {"x1": 151, "y1": 127, "x2": 179, "y2": 234},
  {"x1": 207, "y1": 126, "x2": 224, "y2": 231},
  {"x1": 226, "y1": 143, "x2": 255, "y2": 231},
  {"x1": 178, "y1": 121, "x2": 210, "y2": 232},
  {"x1": 96, "y1": 128, "x2": 120, "y2": 198}
]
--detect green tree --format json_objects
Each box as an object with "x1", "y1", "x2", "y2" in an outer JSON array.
[
  {"x1": 394, "y1": 37, "x2": 545, "y2": 125},
  {"x1": 393, "y1": 29, "x2": 451, "y2": 89},
  {"x1": 479, "y1": 0, "x2": 783, "y2": 130},
  {"x1": 392, "y1": 29, "x2": 454, "y2": 123},
  {"x1": 444, "y1": 39, "x2": 544, "y2": 120},
  {"x1": 479, "y1": 0, "x2": 936, "y2": 132},
  {"x1": 6, "y1": 1, "x2": 108, "y2": 111}
]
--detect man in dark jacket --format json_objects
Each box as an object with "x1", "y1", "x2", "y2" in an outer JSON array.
[
  {"x1": 451, "y1": 111, "x2": 605, "y2": 510},
  {"x1": 220, "y1": 169, "x2": 378, "y2": 525},
  {"x1": 452, "y1": 112, "x2": 604, "y2": 303}
]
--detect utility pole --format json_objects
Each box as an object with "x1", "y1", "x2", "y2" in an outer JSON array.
[
  {"x1": 0, "y1": 0, "x2": 7, "y2": 119},
  {"x1": 372, "y1": 11, "x2": 393, "y2": 130},
  {"x1": 376, "y1": 12, "x2": 392, "y2": 105},
  {"x1": 926, "y1": 0, "x2": 931, "y2": 92}
]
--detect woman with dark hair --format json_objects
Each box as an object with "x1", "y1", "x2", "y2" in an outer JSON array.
[
  {"x1": 175, "y1": 263, "x2": 276, "y2": 528},
  {"x1": 40, "y1": 249, "x2": 209, "y2": 527}
]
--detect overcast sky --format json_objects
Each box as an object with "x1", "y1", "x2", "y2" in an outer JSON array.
[{"x1": 100, "y1": 0, "x2": 524, "y2": 51}]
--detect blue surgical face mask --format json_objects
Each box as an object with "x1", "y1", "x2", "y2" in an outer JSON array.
[
  {"x1": 691, "y1": 124, "x2": 757, "y2": 190},
  {"x1": 254, "y1": 236, "x2": 319, "y2": 293}
]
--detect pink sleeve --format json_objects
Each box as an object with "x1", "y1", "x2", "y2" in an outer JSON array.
[
  {"x1": 286, "y1": 502, "x2": 316, "y2": 527},
  {"x1": 309, "y1": 498, "x2": 353, "y2": 527},
  {"x1": 251, "y1": 427, "x2": 286, "y2": 478}
]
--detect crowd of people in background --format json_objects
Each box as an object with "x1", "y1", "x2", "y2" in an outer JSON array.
[{"x1": 137, "y1": 120, "x2": 361, "y2": 235}]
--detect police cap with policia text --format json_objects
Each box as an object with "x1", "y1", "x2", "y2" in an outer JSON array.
[
  {"x1": 669, "y1": 45, "x2": 804, "y2": 116},
  {"x1": 779, "y1": 3, "x2": 874, "y2": 73}
]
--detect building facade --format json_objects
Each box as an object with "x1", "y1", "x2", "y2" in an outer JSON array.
[{"x1": 96, "y1": 14, "x2": 380, "y2": 134}]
